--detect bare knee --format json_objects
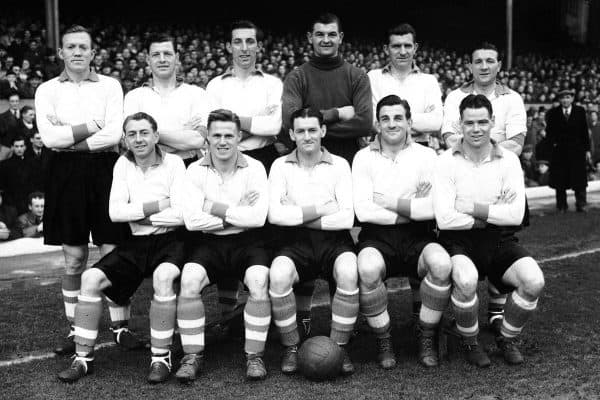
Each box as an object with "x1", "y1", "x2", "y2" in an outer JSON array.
[
  {"x1": 80, "y1": 268, "x2": 109, "y2": 296},
  {"x1": 153, "y1": 263, "x2": 180, "y2": 297},
  {"x1": 180, "y1": 263, "x2": 209, "y2": 297},
  {"x1": 357, "y1": 248, "x2": 385, "y2": 290},
  {"x1": 245, "y1": 266, "x2": 269, "y2": 300},
  {"x1": 63, "y1": 245, "x2": 88, "y2": 275},
  {"x1": 269, "y1": 257, "x2": 297, "y2": 294},
  {"x1": 333, "y1": 252, "x2": 358, "y2": 292},
  {"x1": 451, "y1": 257, "x2": 478, "y2": 301},
  {"x1": 422, "y1": 245, "x2": 452, "y2": 284}
]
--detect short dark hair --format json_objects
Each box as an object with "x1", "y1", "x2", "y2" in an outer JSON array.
[
  {"x1": 208, "y1": 109, "x2": 241, "y2": 131},
  {"x1": 230, "y1": 20, "x2": 263, "y2": 42},
  {"x1": 122, "y1": 112, "x2": 158, "y2": 133},
  {"x1": 28, "y1": 191, "x2": 44, "y2": 205},
  {"x1": 387, "y1": 23, "x2": 417, "y2": 43},
  {"x1": 11, "y1": 135, "x2": 25, "y2": 145},
  {"x1": 459, "y1": 94, "x2": 493, "y2": 119},
  {"x1": 8, "y1": 93, "x2": 19, "y2": 100},
  {"x1": 146, "y1": 33, "x2": 177, "y2": 53},
  {"x1": 376, "y1": 95, "x2": 412, "y2": 121},
  {"x1": 471, "y1": 42, "x2": 500, "y2": 61},
  {"x1": 20, "y1": 105, "x2": 33, "y2": 115},
  {"x1": 61, "y1": 25, "x2": 92, "y2": 46},
  {"x1": 311, "y1": 13, "x2": 342, "y2": 32},
  {"x1": 290, "y1": 107, "x2": 324, "y2": 127}
]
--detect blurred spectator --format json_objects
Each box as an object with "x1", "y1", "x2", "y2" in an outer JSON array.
[
  {"x1": 16, "y1": 191, "x2": 43, "y2": 238},
  {"x1": 0, "y1": 93, "x2": 21, "y2": 160},
  {"x1": 17, "y1": 105, "x2": 36, "y2": 143},
  {"x1": 24, "y1": 131, "x2": 48, "y2": 193},
  {"x1": 0, "y1": 189, "x2": 18, "y2": 241},
  {"x1": 520, "y1": 144, "x2": 539, "y2": 187},
  {"x1": 537, "y1": 160, "x2": 550, "y2": 186},
  {"x1": 0, "y1": 72, "x2": 23, "y2": 99},
  {"x1": 0, "y1": 135, "x2": 31, "y2": 213},
  {"x1": 589, "y1": 110, "x2": 600, "y2": 167}
]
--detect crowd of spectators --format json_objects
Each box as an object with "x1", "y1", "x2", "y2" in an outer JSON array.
[{"x1": 0, "y1": 19, "x2": 599, "y2": 240}]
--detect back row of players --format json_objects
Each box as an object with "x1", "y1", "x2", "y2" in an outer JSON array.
[{"x1": 32, "y1": 14, "x2": 543, "y2": 384}]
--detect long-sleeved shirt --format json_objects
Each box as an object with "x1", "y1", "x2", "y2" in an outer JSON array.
[
  {"x1": 433, "y1": 140, "x2": 525, "y2": 230},
  {"x1": 183, "y1": 152, "x2": 268, "y2": 235},
  {"x1": 368, "y1": 64, "x2": 442, "y2": 142},
  {"x1": 282, "y1": 55, "x2": 372, "y2": 164},
  {"x1": 353, "y1": 138, "x2": 436, "y2": 225},
  {"x1": 268, "y1": 148, "x2": 353, "y2": 230},
  {"x1": 442, "y1": 81, "x2": 526, "y2": 143},
  {"x1": 124, "y1": 82, "x2": 209, "y2": 160},
  {"x1": 206, "y1": 69, "x2": 282, "y2": 151},
  {"x1": 35, "y1": 70, "x2": 122, "y2": 152},
  {"x1": 109, "y1": 149, "x2": 185, "y2": 236}
]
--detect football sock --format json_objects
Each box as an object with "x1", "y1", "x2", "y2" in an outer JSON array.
[
  {"x1": 270, "y1": 287, "x2": 299, "y2": 347},
  {"x1": 244, "y1": 297, "x2": 271, "y2": 354},
  {"x1": 106, "y1": 297, "x2": 131, "y2": 329},
  {"x1": 420, "y1": 276, "x2": 451, "y2": 329},
  {"x1": 488, "y1": 290, "x2": 507, "y2": 324},
  {"x1": 74, "y1": 294, "x2": 102, "y2": 355},
  {"x1": 451, "y1": 294, "x2": 479, "y2": 340},
  {"x1": 177, "y1": 295, "x2": 205, "y2": 355},
  {"x1": 150, "y1": 294, "x2": 176, "y2": 353},
  {"x1": 62, "y1": 273, "x2": 81, "y2": 325},
  {"x1": 331, "y1": 287, "x2": 359, "y2": 345},
  {"x1": 501, "y1": 291, "x2": 538, "y2": 339},
  {"x1": 359, "y1": 282, "x2": 390, "y2": 339}
]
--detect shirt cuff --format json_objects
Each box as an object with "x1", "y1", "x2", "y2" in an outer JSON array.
[{"x1": 473, "y1": 203, "x2": 489, "y2": 221}]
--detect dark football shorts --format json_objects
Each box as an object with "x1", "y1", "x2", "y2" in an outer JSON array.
[
  {"x1": 273, "y1": 227, "x2": 355, "y2": 283},
  {"x1": 44, "y1": 151, "x2": 130, "y2": 246},
  {"x1": 94, "y1": 231, "x2": 184, "y2": 305},
  {"x1": 438, "y1": 226, "x2": 531, "y2": 294},
  {"x1": 184, "y1": 228, "x2": 271, "y2": 284},
  {"x1": 357, "y1": 221, "x2": 436, "y2": 279}
]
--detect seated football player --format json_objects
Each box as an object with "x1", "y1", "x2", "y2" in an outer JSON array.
[
  {"x1": 434, "y1": 94, "x2": 545, "y2": 367},
  {"x1": 353, "y1": 95, "x2": 452, "y2": 369},
  {"x1": 268, "y1": 107, "x2": 358, "y2": 376},
  {"x1": 58, "y1": 112, "x2": 187, "y2": 383},
  {"x1": 178, "y1": 109, "x2": 271, "y2": 382}
]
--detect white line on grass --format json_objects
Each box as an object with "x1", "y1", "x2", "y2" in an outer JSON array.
[{"x1": 2, "y1": 247, "x2": 600, "y2": 368}]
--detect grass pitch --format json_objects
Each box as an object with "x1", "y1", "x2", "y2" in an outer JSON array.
[{"x1": 1, "y1": 210, "x2": 600, "y2": 399}]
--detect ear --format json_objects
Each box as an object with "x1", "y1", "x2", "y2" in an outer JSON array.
[
  {"x1": 306, "y1": 31, "x2": 312, "y2": 45},
  {"x1": 289, "y1": 128, "x2": 295, "y2": 142},
  {"x1": 57, "y1": 48, "x2": 64, "y2": 61},
  {"x1": 339, "y1": 31, "x2": 344, "y2": 43},
  {"x1": 467, "y1": 63, "x2": 473, "y2": 75},
  {"x1": 497, "y1": 60, "x2": 502, "y2": 72},
  {"x1": 226, "y1": 41, "x2": 233, "y2": 54},
  {"x1": 414, "y1": 42, "x2": 419, "y2": 52},
  {"x1": 383, "y1": 44, "x2": 389, "y2": 57},
  {"x1": 321, "y1": 125, "x2": 327, "y2": 138}
]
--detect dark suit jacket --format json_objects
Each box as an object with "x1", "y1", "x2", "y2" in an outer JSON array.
[
  {"x1": 24, "y1": 146, "x2": 50, "y2": 192},
  {"x1": 546, "y1": 104, "x2": 590, "y2": 190},
  {"x1": 0, "y1": 109, "x2": 20, "y2": 147}
]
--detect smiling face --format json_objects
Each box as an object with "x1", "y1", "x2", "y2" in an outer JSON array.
[
  {"x1": 124, "y1": 118, "x2": 159, "y2": 159},
  {"x1": 59, "y1": 32, "x2": 94, "y2": 74},
  {"x1": 308, "y1": 22, "x2": 343, "y2": 58},
  {"x1": 460, "y1": 107, "x2": 494, "y2": 149},
  {"x1": 29, "y1": 197, "x2": 44, "y2": 218},
  {"x1": 147, "y1": 41, "x2": 178, "y2": 80},
  {"x1": 386, "y1": 33, "x2": 417, "y2": 70},
  {"x1": 469, "y1": 49, "x2": 501, "y2": 86},
  {"x1": 228, "y1": 28, "x2": 259, "y2": 70},
  {"x1": 377, "y1": 104, "x2": 412, "y2": 146},
  {"x1": 290, "y1": 116, "x2": 326, "y2": 155},
  {"x1": 207, "y1": 121, "x2": 241, "y2": 162}
]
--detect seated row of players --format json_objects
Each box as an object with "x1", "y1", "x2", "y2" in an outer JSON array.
[{"x1": 58, "y1": 94, "x2": 544, "y2": 384}]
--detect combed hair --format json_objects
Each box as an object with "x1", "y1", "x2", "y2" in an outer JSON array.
[
  {"x1": 146, "y1": 33, "x2": 177, "y2": 52},
  {"x1": 376, "y1": 95, "x2": 412, "y2": 121},
  {"x1": 208, "y1": 109, "x2": 241, "y2": 131},
  {"x1": 311, "y1": 13, "x2": 342, "y2": 32},
  {"x1": 471, "y1": 42, "x2": 500, "y2": 61},
  {"x1": 20, "y1": 105, "x2": 33, "y2": 115},
  {"x1": 61, "y1": 25, "x2": 92, "y2": 46},
  {"x1": 28, "y1": 191, "x2": 44, "y2": 204},
  {"x1": 122, "y1": 112, "x2": 158, "y2": 133},
  {"x1": 290, "y1": 107, "x2": 324, "y2": 127},
  {"x1": 230, "y1": 20, "x2": 263, "y2": 42},
  {"x1": 387, "y1": 23, "x2": 417, "y2": 43},
  {"x1": 459, "y1": 94, "x2": 493, "y2": 119},
  {"x1": 11, "y1": 135, "x2": 25, "y2": 145}
]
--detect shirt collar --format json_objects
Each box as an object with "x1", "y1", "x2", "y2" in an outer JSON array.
[
  {"x1": 221, "y1": 67, "x2": 264, "y2": 79},
  {"x1": 142, "y1": 76, "x2": 185, "y2": 91},
  {"x1": 459, "y1": 80, "x2": 511, "y2": 96},
  {"x1": 451, "y1": 138, "x2": 504, "y2": 159},
  {"x1": 284, "y1": 148, "x2": 334, "y2": 164},
  {"x1": 381, "y1": 62, "x2": 420, "y2": 75},
  {"x1": 58, "y1": 69, "x2": 100, "y2": 82},
  {"x1": 199, "y1": 151, "x2": 249, "y2": 168},
  {"x1": 125, "y1": 145, "x2": 164, "y2": 166}
]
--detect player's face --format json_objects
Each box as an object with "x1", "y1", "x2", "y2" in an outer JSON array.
[
  {"x1": 469, "y1": 49, "x2": 501, "y2": 86},
  {"x1": 207, "y1": 121, "x2": 241, "y2": 162},
  {"x1": 290, "y1": 117, "x2": 326, "y2": 154},
  {"x1": 31, "y1": 133, "x2": 43, "y2": 149},
  {"x1": 228, "y1": 28, "x2": 259, "y2": 70},
  {"x1": 148, "y1": 41, "x2": 178, "y2": 80},
  {"x1": 308, "y1": 23, "x2": 343, "y2": 58},
  {"x1": 386, "y1": 33, "x2": 417, "y2": 70},
  {"x1": 124, "y1": 119, "x2": 159, "y2": 159},
  {"x1": 30, "y1": 198, "x2": 44, "y2": 218},
  {"x1": 460, "y1": 107, "x2": 494, "y2": 149},
  {"x1": 8, "y1": 96, "x2": 19, "y2": 110},
  {"x1": 59, "y1": 32, "x2": 94, "y2": 74},
  {"x1": 12, "y1": 140, "x2": 26, "y2": 157},
  {"x1": 377, "y1": 104, "x2": 412, "y2": 146},
  {"x1": 559, "y1": 94, "x2": 574, "y2": 109}
]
